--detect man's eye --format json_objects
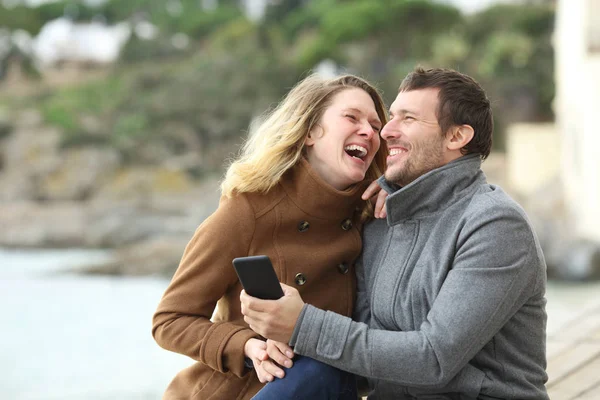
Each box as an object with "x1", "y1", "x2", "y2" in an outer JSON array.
[{"x1": 405, "y1": 116, "x2": 415, "y2": 121}]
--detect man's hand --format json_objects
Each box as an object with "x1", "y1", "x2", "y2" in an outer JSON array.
[
  {"x1": 362, "y1": 180, "x2": 387, "y2": 219},
  {"x1": 240, "y1": 283, "x2": 305, "y2": 343}
]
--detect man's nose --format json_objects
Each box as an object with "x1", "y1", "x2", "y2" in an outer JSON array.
[{"x1": 380, "y1": 123, "x2": 397, "y2": 141}]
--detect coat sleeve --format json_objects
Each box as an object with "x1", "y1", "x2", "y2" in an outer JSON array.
[
  {"x1": 290, "y1": 199, "x2": 544, "y2": 387},
  {"x1": 352, "y1": 251, "x2": 371, "y2": 325},
  {"x1": 152, "y1": 194, "x2": 260, "y2": 378}
]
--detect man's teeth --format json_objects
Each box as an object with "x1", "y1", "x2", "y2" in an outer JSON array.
[
  {"x1": 389, "y1": 149, "x2": 407, "y2": 156},
  {"x1": 344, "y1": 145, "x2": 367, "y2": 158}
]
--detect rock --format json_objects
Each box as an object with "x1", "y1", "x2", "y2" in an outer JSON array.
[
  {"x1": 0, "y1": 109, "x2": 222, "y2": 254},
  {"x1": 2, "y1": 125, "x2": 62, "y2": 171},
  {"x1": 0, "y1": 201, "x2": 87, "y2": 247},
  {"x1": 84, "y1": 202, "x2": 170, "y2": 247},
  {"x1": 94, "y1": 166, "x2": 193, "y2": 201},
  {"x1": 0, "y1": 122, "x2": 63, "y2": 201},
  {"x1": 79, "y1": 235, "x2": 191, "y2": 276},
  {"x1": 0, "y1": 118, "x2": 12, "y2": 141},
  {"x1": 550, "y1": 240, "x2": 600, "y2": 281},
  {"x1": 522, "y1": 176, "x2": 600, "y2": 281},
  {"x1": 0, "y1": 170, "x2": 37, "y2": 202},
  {"x1": 14, "y1": 109, "x2": 44, "y2": 129},
  {"x1": 38, "y1": 147, "x2": 121, "y2": 201}
]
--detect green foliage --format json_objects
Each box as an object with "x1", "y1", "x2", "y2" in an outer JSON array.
[
  {"x1": 3, "y1": 0, "x2": 557, "y2": 160},
  {"x1": 112, "y1": 113, "x2": 149, "y2": 146},
  {"x1": 177, "y1": 5, "x2": 243, "y2": 38},
  {"x1": 0, "y1": 4, "x2": 45, "y2": 34}
]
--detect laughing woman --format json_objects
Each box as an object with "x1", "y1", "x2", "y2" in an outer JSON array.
[{"x1": 152, "y1": 74, "x2": 388, "y2": 400}]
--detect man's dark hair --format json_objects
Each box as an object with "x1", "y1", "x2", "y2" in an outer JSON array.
[{"x1": 399, "y1": 67, "x2": 493, "y2": 159}]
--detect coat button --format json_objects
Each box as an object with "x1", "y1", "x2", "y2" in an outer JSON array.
[
  {"x1": 341, "y1": 218, "x2": 353, "y2": 231},
  {"x1": 294, "y1": 273, "x2": 307, "y2": 286},
  {"x1": 337, "y1": 263, "x2": 349, "y2": 274},
  {"x1": 297, "y1": 221, "x2": 310, "y2": 232}
]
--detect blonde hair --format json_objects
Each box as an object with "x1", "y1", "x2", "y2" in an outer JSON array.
[{"x1": 221, "y1": 74, "x2": 388, "y2": 219}]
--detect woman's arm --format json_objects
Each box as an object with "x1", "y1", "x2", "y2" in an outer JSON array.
[{"x1": 152, "y1": 195, "x2": 260, "y2": 378}]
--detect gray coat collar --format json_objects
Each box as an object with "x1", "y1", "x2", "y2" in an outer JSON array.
[{"x1": 378, "y1": 154, "x2": 487, "y2": 224}]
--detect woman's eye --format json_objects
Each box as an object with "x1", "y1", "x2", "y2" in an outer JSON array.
[
  {"x1": 371, "y1": 125, "x2": 381, "y2": 132},
  {"x1": 345, "y1": 114, "x2": 357, "y2": 121}
]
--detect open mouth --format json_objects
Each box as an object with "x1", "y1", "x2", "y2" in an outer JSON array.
[
  {"x1": 344, "y1": 145, "x2": 367, "y2": 160},
  {"x1": 388, "y1": 148, "x2": 407, "y2": 157}
]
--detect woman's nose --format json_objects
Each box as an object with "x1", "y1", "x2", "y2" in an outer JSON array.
[{"x1": 359, "y1": 122, "x2": 376, "y2": 138}]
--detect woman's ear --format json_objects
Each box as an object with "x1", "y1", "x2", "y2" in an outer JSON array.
[
  {"x1": 304, "y1": 130, "x2": 315, "y2": 147},
  {"x1": 446, "y1": 124, "x2": 474, "y2": 151},
  {"x1": 305, "y1": 125, "x2": 322, "y2": 147}
]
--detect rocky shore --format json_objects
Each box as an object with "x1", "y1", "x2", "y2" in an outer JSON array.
[
  {"x1": 2, "y1": 110, "x2": 599, "y2": 280},
  {"x1": 0, "y1": 110, "x2": 221, "y2": 276}
]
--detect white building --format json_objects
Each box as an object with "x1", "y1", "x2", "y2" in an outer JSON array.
[
  {"x1": 555, "y1": 0, "x2": 600, "y2": 242},
  {"x1": 32, "y1": 18, "x2": 131, "y2": 67}
]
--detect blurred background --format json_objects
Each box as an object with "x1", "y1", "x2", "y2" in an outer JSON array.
[{"x1": 1, "y1": 0, "x2": 599, "y2": 399}]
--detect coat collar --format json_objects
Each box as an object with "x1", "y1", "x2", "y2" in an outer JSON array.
[
  {"x1": 279, "y1": 158, "x2": 370, "y2": 220},
  {"x1": 379, "y1": 154, "x2": 487, "y2": 224}
]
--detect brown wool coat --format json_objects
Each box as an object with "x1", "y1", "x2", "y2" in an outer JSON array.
[{"x1": 152, "y1": 159, "x2": 369, "y2": 400}]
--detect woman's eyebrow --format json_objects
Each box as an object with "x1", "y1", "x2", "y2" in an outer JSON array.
[
  {"x1": 344, "y1": 107, "x2": 380, "y2": 122},
  {"x1": 342, "y1": 107, "x2": 363, "y2": 114}
]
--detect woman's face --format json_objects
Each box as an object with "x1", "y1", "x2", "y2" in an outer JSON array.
[{"x1": 304, "y1": 88, "x2": 382, "y2": 190}]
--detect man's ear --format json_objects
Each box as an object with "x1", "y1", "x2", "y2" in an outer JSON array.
[{"x1": 446, "y1": 124, "x2": 474, "y2": 151}]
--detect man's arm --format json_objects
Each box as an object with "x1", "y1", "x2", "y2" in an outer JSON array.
[
  {"x1": 260, "y1": 203, "x2": 543, "y2": 387},
  {"x1": 353, "y1": 252, "x2": 371, "y2": 325}
]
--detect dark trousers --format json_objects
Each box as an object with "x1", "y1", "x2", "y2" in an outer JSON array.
[{"x1": 251, "y1": 356, "x2": 358, "y2": 400}]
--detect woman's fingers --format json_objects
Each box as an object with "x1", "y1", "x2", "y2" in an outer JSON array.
[
  {"x1": 254, "y1": 360, "x2": 275, "y2": 383},
  {"x1": 361, "y1": 180, "x2": 382, "y2": 201},
  {"x1": 259, "y1": 359, "x2": 285, "y2": 380},
  {"x1": 374, "y1": 188, "x2": 388, "y2": 218},
  {"x1": 266, "y1": 339, "x2": 294, "y2": 368},
  {"x1": 244, "y1": 338, "x2": 268, "y2": 367}
]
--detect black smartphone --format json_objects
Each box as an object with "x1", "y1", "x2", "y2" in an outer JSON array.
[{"x1": 233, "y1": 255, "x2": 284, "y2": 300}]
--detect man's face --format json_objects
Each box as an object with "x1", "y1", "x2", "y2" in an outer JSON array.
[{"x1": 381, "y1": 88, "x2": 448, "y2": 187}]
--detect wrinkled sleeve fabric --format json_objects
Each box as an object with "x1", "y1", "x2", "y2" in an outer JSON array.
[
  {"x1": 352, "y1": 252, "x2": 371, "y2": 325},
  {"x1": 290, "y1": 199, "x2": 541, "y2": 387},
  {"x1": 152, "y1": 195, "x2": 259, "y2": 378}
]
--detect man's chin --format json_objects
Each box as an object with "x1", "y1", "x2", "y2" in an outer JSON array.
[
  {"x1": 384, "y1": 169, "x2": 413, "y2": 187},
  {"x1": 384, "y1": 169, "x2": 402, "y2": 184}
]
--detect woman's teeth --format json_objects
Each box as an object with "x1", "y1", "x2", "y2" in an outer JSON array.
[{"x1": 344, "y1": 145, "x2": 367, "y2": 159}]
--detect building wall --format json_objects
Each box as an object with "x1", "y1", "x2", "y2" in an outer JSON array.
[
  {"x1": 506, "y1": 123, "x2": 560, "y2": 197},
  {"x1": 555, "y1": 0, "x2": 600, "y2": 242}
]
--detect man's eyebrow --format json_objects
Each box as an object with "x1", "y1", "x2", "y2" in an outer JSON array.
[{"x1": 390, "y1": 108, "x2": 418, "y2": 116}]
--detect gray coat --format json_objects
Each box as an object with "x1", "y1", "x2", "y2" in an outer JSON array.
[{"x1": 290, "y1": 155, "x2": 549, "y2": 399}]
